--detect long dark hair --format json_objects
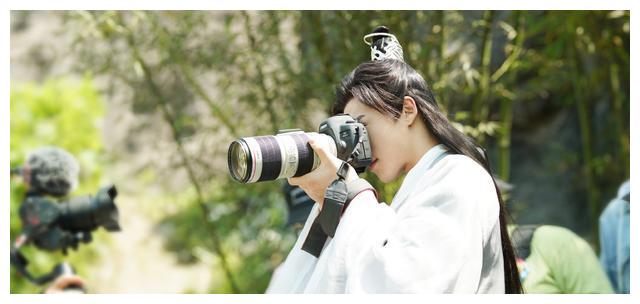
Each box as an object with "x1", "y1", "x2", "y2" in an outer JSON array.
[{"x1": 332, "y1": 59, "x2": 523, "y2": 294}]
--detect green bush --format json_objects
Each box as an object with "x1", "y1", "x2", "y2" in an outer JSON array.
[{"x1": 10, "y1": 76, "x2": 109, "y2": 293}]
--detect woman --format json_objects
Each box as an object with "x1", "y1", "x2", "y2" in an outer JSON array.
[{"x1": 267, "y1": 59, "x2": 523, "y2": 293}]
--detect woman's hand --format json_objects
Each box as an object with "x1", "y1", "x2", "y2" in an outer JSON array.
[{"x1": 288, "y1": 138, "x2": 358, "y2": 209}]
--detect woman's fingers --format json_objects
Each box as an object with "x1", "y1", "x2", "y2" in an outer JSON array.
[
  {"x1": 286, "y1": 137, "x2": 344, "y2": 205},
  {"x1": 287, "y1": 177, "x2": 300, "y2": 186},
  {"x1": 288, "y1": 175, "x2": 317, "y2": 187},
  {"x1": 309, "y1": 138, "x2": 339, "y2": 168},
  {"x1": 308, "y1": 139, "x2": 328, "y2": 160}
]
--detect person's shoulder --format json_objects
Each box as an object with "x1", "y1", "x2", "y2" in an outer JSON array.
[
  {"x1": 434, "y1": 153, "x2": 494, "y2": 190},
  {"x1": 532, "y1": 225, "x2": 592, "y2": 253},
  {"x1": 600, "y1": 197, "x2": 628, "y2": 219},
  {"x1": 422, "y1": 153, "x2": 498, "y2": 212},
  {"x1": 534, "y1": 225, "x2": 579, "y2": 241}
]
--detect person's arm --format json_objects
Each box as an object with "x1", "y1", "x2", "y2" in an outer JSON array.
[
  {"x1": 331, "y1": 160, "x2": 501, "y2": 293},
  {"x1": 598, "y1": 204, "x2": 618, "y2": 291}
]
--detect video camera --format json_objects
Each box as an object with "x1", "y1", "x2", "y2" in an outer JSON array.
[{"x1": 10, "y1": 147, "x2": 121, "y2": 288}]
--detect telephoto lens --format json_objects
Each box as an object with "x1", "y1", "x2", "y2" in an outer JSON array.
[{"x1": 228, "y1": 131, "x2": 337, "y2": 183}]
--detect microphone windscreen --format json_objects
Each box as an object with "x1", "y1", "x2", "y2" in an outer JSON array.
[{"x1": 26, "y1": 146, "x2": 80, "y2": 196}]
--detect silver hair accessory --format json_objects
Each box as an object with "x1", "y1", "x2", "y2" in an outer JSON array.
[
  {"x1": 25, "y1": 146, "x2": 80, "y2": 196},
  {"x1": 363, "y1": 26, "x2": 404, "y2": 62}
]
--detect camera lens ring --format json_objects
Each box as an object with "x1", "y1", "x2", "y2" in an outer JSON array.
[{"x1": 228, "y1": 140, "x2": 253, "y2": 183}]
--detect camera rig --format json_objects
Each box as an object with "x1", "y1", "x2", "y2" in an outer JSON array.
[{"x1": 10, "y1": 185, "x2": 121, "y2": 286}]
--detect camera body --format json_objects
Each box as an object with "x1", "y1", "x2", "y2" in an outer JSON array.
[
  {"x1": 18, "y1": 185, "x2": 121, "y2": 253},
  {"x1": 227, "y1": 114, "x2": 373, "y2": 183},
  {"x1": 318, "y1": 114, "x2": 372, "y2": 173}
]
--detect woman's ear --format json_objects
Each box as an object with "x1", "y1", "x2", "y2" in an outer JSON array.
[{"x1": 401, "y1": 96, "x2": 419, "y2": 127}]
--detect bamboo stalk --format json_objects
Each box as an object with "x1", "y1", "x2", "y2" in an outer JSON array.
[
  {"x1": 148, "y1": 13, "x2": 239, "y2": 137},
  {"x1": 311, "y1": 12, "x2": 337, "y2": 113},
  {"x1": 491, "y1": 12, "x2": 525, "y2": 83},
  {"x1": 498, "y1": 11, "x2": 525, "y2": 181},
  {"x1": 608, "y1": 62, "x2": 630, "y2": 177},
  {"x1": 266, "y1": 11, "x2": 298, "y2": 126},
  {"x1": 241, "y1": 11, "x2": 279, "y2": 133},
  {"x1": 472, "y1": 10, "x2": 495, "y2": 145},
  {"x1": 115, "y1": 12, "x2": 241, "y2": 293},
  {"x1": 571, "y1": 33, "x2": 600, "y2": 246},
  {"x1": 498, "y1": 98, "x2": 513, "y2": 180},
  {"x1": 413, "y1": 11, "x2": 429, "y2": 79},
  {"x1": 180, "y1": 64, "x2": 239, "y2": 137},
  {"x1": 437, "y1": 11, "x2": 448, "y2": 111}
]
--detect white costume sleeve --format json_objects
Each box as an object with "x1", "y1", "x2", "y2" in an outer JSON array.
[
  {"x1": 267, "y1": 150, "x2": 505, "y2": 293},
  {"x1": 330, "y1": 156, "x2": 504, "y2": 293}
]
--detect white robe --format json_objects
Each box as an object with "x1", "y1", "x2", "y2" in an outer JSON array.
[{"x1": 266, "y1": 144, "x2": 505, "y2": 293}]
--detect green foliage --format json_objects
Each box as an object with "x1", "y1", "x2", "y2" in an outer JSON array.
[
  {"x1": 153, "y1": 177, "x2": 297, "y2": 292},
  {"x1": 10, "y1": 76, "x2": 110, "y2": 293}
]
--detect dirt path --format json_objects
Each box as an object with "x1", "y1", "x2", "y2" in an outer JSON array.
[{"x1": 89, "y1": 192, "x2": 215, "y2": 293}]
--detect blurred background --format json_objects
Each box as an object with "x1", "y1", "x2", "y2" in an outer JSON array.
[{"x1": 10, "y1": 11, "x2": 629, "y2": 293}]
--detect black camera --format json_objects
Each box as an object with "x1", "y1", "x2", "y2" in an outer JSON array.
[
  {"x1": 11, "y1": 184, "x2": 120, "y2": 285},
  {"x1": 19, "y1": 185, "x2": 121, "y2": 252},
  {"x1": 227, "y1": 114, "x2": 373, "y2": 183}
]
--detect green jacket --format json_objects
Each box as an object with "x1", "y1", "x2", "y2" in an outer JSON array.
[{"x1": 508, "y1": 225, "x2": 613, "y2": 294}]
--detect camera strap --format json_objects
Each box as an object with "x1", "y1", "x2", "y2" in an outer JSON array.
[
  {"x1": 318, "y1": 162, "x2": 350, "y2": 238},
  {"x1": 301, "y1": 162, "x2": 376, "y2": 258}
]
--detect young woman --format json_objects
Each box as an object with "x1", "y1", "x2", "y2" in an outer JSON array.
[{"x1": 267, "y1": 59, "x2": 523, "y2": 293}]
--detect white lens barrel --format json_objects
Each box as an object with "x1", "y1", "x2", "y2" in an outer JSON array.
[{"x1": 228, "y1": 132, "x2": 337, "y2": 183}]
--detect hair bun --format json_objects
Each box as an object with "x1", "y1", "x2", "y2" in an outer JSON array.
[{"x1": 363, "y1": 26, "x2": 404, "y2": 62}]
